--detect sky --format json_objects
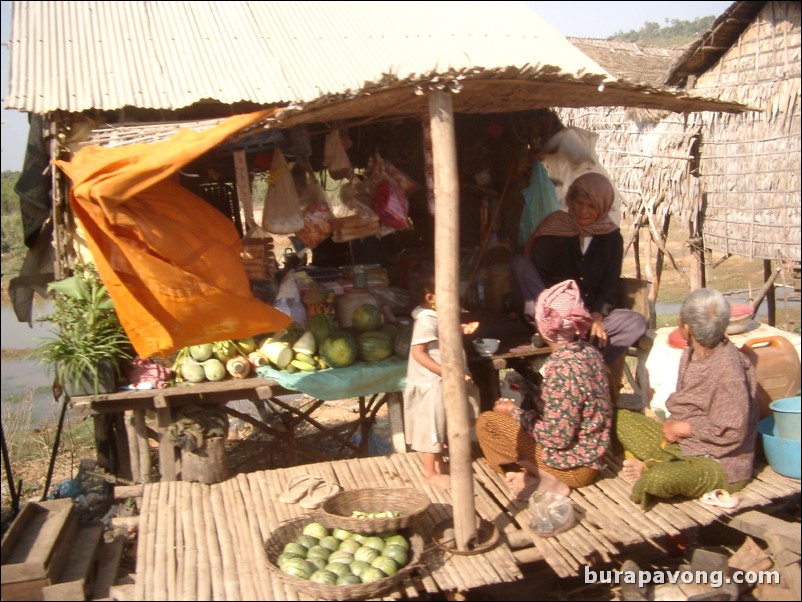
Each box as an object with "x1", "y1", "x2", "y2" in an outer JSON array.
[{"x1": 1, "y1": 0, "x2": 733, "y2": 172}]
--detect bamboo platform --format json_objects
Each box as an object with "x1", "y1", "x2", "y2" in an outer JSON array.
[{"x1": 132, "y1": 453, "x2": 800, "y2": 600}]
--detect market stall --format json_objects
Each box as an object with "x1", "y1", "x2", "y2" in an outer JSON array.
[{"x1": 70, "y1": 358, "x2": 407, "y2": 484}]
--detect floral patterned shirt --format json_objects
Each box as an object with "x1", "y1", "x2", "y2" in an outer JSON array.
[{"x1": 509, "y1": 341, "x2": 611, "y2": 470}]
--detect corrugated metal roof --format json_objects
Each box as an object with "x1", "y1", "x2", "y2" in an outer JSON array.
[{"x1": 6, "y1": 0, "x2": 611, "y2": 114}]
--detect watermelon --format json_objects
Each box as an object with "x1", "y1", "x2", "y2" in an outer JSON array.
[
  {"x1": 351, "y1": 304, "x2": 382, "y2": 332},
  {"x1": 308, "y1": 314, "x2": 335, "y2": 347},
  {"x1": 357, "y1": 331, "x2": 394, "y2": 363},
  {"x1": 393, "y1": 326, "x2": 412, "y2": 359},
  {"x1": 320, "y1": 332, "x2": 359, "y2": 369},
  {"x1": 381, "y1": 321, "x2": 401, "y2": 340}
]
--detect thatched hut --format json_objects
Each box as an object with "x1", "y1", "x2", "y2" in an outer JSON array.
[
  {"x1": 5, "y1": 0, "x2": 747, "y2": 553},
  {"x1": 558, "y1": 1, "x2": 801, "y2": 322}
]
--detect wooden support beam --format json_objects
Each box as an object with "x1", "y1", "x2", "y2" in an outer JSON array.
[{"x1": 429, "y1": 87, "x2": 476, "y2": 552}]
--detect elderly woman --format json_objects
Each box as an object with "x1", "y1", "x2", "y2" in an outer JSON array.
[
  {"x1": 616, "y1": 288, "x2": 758, "y2": 509},
  {"x1": 475, "y1": 280, "x2": 612, "y2": 500},
  {"x1": 512, "y1": 173, "x2": 646, "y2": 383}
]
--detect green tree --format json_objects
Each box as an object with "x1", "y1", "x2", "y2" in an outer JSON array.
[
  {"x1": 610, "y1": 16, "x2": 716, "y2": 47},
  {"x1": 1, "y1": 170, "x2": 25, "y2": 274}
]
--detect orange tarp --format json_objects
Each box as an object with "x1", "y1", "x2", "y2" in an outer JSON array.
[{"x1": 55, "y1": 110, "x2": 291, "y2": 358}]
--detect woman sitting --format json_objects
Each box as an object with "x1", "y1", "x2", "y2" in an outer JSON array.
[
  {"x1": 616, "y1": 288, "x2": 758, "y2": 509},
  {"x1": 512, "y1": 172, "x2": 646, "y2": 373},
  {"x1": 475, "y1": 279, "x2": 611, "y2": 499}
]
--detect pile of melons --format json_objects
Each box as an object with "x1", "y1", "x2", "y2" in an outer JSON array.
[{"x1": 276, "y1": 521, "x2": 410, "y2": 585}]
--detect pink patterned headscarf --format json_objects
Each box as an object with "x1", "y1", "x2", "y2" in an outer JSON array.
[{"x1": 535, "y1": 280, "x2": 593, "y2": 343}]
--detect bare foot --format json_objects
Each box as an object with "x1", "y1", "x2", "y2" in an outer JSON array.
[
  {"x1": 621, "y1": 459, "x2": 643, "y2": 484},
  {"x1": 425, "y1": 473, "x2": 451, "y2": 489},
  {"x1": 505, "y1": 471, "x2": 539, "y2": 501},
  {"x1": 534, "y1": 471, "x2": 570, "y2": 497}
]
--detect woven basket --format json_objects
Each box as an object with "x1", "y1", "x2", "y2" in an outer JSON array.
[
  {"x1": 265, "y1": 516, "x2": 423, "y2": 601},
  {"x1": 318, "y1": 488, "x2": 431, "y2": 534}
]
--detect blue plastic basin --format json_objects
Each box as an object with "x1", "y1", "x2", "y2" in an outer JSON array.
[
  {"x1": 758, "y1": 416, "x2": 801, "y2": 479},
  {"x1": 769, "y1": 396, "x2": 801, "y2": 440}
]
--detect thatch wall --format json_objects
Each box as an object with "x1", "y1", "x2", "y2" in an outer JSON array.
[
  {"x1": 685, "y1": 1, "x2": 801, "y2": 262},
  {"x1": 555, "y1": 107, "x2": 700, "y2": 226},
  {"x1": 555, "y1": 42, "x2": 695, "y2": 226}
]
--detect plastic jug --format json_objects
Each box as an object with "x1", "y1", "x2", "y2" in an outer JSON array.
[
  {"x1": 740, "y1": 336, "x2": 801, "y2": 418},
  {"x1": 336, "y1": 288, "x2": 379, "y2": 329}
]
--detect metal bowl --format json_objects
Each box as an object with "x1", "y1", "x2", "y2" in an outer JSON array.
[{"x1": 473, "y1": 338, "x2": 500, "y2": 356}]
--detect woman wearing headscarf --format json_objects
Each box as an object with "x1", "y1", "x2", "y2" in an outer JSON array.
[
  {"x1": 475, "y1": 280, "x2": 612, "y2": 499},
  {"x1": 511, "y1": 172, "x2": 646, "y2": 370},
  {"x1": 616, "y1": 288, "x2": 758, "y2": 510}
]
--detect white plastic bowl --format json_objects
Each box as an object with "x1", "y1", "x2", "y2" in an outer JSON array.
[{"x1": 473, "y1": 338, "x2": 500, "y2": 356}]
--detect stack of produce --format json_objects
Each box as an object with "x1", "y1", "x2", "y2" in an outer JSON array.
[
  {"x1": 172, "y1": 337, "x2": 257, "y2": 383},
  {"x1": 276, "y1": 521, "x2": 411, "y2": 585}
]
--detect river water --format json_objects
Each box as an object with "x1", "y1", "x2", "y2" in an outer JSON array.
[{"x1": 1, "y1": 301, "x2": 60, "y2": 426}]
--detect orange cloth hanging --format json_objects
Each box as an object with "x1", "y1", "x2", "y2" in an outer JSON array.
[{"x1": 55, "y1": 110, "x2": 291, "y2": 358}]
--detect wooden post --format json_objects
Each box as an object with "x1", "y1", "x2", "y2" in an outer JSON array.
[
  {"x1": 428, "y1": 88, "x2": 476, "y2": 552},
  {"x1": 155, "y1": 399, "x2": 177, "y2": 481},
  {"x1": 633, "y1": 220, "x2": 641, "y2": 281},
  {"x1": 763, "y1": 260, "x2": 776, "y2": 326},
  {"x1": 688, "y1": 225, "x2": 705, "y2": 291},
  {"x1": 647, "y1": 214, "x2": 671, "y2": 329},
  {"x1": 124, "y1": 411, "x2": 141, "y2": 483}
]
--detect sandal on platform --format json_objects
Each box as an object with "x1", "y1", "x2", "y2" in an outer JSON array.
[
  {"x1": 278, "y1": 474, "x2": 323, "y2": 504},
  {"x1": 700, "y1": 489, "x2": 740, "y2": 509},
  {"x1": 299, "y1": 480, "x2": 342, "y2": 510}
]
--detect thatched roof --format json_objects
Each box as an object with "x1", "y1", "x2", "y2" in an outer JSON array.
[
  {"x1": 561, "y1": 1, "x2": 800, "y2": 264},
  {"x1": 6, "y1": 0, "x2": 747, "y2": 123},
  {"x1": 568, "y1": 38, "x2": 683, "y2": 87},
  {"x1": 665, "y1": 1, "x2": 768, "y2": 86}
]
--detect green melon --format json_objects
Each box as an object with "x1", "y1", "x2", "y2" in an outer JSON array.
[
  {"x1": 393, "y1": 326, "x2": 412, "y2": 359},
  {"x1": 351, "y1": 304, "x2": 382, "y2": 332},
  {"x1": 320, "y1": 332, "x2": 359, "y2": 369},
  {"x1": 337, "y1": 573, "x2": 362, "y2": 585},
  {"x1": 381, "y1": 322, "x2": 401, "y2": 340},
  {"x1": 308, "y1": 314, "x2": 335, "y2": 347},
  {"x1": 357, "y1": 331, "x2": 394, "y2": 363}
]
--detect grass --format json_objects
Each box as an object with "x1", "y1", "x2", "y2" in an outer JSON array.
[{"x1": 1, "y1": 389, "x2": 97, "y2": 504}]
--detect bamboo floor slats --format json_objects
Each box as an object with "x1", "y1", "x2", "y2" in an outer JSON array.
[{"x1": 133, "y1": 453, "x2": 800, "y2": 599}]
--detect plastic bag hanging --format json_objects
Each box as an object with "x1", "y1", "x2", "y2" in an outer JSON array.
[
  {"x1": 324, "y1": 129, "x2": 353, "y2": 180},
  {"x1": 519, "y1": 160, "x2": 559, "y2": 248},
  {"x1": 262, "y1": 149, "x2": 304, "y2": 234}
]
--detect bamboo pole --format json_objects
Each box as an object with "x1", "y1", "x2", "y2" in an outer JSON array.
[
  {"x1": 180, "y1": 483, "x2": 197, "y2": 601},
  {"x1": 428, "y1": 88, "x2": 476, "y2": 552},
  {"x1": 192, "y1": 483, "x2": 211, "y2": 601},
  {"x1": 202, "y1": 485, "x2": 224, "y2": 601},
  {"x1": 166, "y1": 480, "x2": 177, "y2": 600},
  {"x1": 752, "y1": 263, "x2": 782, "y2": 320},
  {"x1": 763, "y1": 260, "x2": 776, "y2": 326}
]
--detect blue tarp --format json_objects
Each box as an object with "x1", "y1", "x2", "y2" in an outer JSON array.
[{"x1": 256, "y1": 359, "x2": 407, "y2": 400}]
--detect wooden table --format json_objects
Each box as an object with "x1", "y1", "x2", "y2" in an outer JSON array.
[
  {"x1": 70, "y1": 378, "x2": 397, "y2": 483},
  {"x1": 463, "y1": 310, "x2": 552, "y2": 409}
]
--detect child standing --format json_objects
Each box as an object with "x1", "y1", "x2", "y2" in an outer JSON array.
[{"x1": 403, "y1": 270, "x2": 478, "y2": 488}]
